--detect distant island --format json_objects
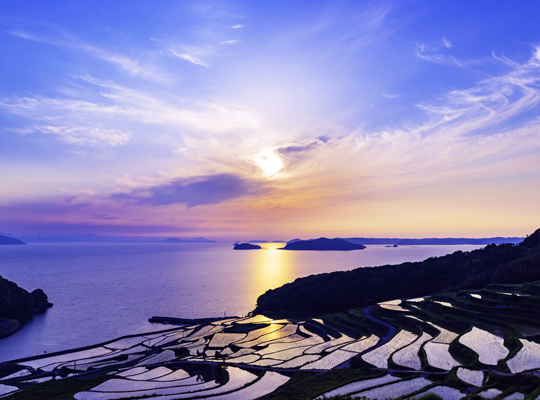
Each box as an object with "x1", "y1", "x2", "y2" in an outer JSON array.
[
  {"x1": 233, "y1": 243, "x2": 262, "y2": 250},
  {"x1": 280, "y1": 238, "x2": 366, "y2": 251},
  {"x1": 0, "y1": 233, "x2": 216, "y2": 243},
  {"x1": 340, "y1": 236, "x2": 523, "y2": 246},
  {"x1": 0, "y1": 234, "x2": 25, "y2": 245},
  {"x1": 161, "y1": 238, "x2": 183, "y2": 243},
  {"x1": 285, "y1": 236, "x2": 523, "y2": 246},
  {"x1": 159, "y1": 237, "x2": 216, "y2": 243}
]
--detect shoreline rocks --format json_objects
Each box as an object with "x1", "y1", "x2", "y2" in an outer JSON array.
[{"x1": 0, "y1": 276, "x2": 53, "y2": 339}]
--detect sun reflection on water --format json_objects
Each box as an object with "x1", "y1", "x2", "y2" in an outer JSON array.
[{"x1": 247, "y1": 242, "x2": 296, "y2": 305}]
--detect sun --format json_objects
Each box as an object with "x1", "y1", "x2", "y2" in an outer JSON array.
[{"x1": 254, "y1": 149, "x2": 284, "y2": 177}]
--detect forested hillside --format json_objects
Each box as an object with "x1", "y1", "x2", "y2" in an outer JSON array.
[{"x1": 254, "y1": 229, "x2": 540, "y2": 317}]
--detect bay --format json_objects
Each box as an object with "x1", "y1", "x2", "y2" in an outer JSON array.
[{"x1": 0, "y1": 242, "x2": 481, "y2": 362}]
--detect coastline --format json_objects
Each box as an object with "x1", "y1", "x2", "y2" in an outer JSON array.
[
  {"x1": 5, "y1": 283, "x2": 540, "y2": 400},
  {"x1": 0, "y1": 318, "x2": 20, "y2": 340}
]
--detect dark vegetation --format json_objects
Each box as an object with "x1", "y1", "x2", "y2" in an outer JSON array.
[
  {"x1": 280, "y1": 238, "x2": 366, "y2": 251},
  {"x1": 3, "y1": 375, "x2": 110, "y2": 400},
  {"x1": 0, "y1": 234, "x2": 25, "y2": 245},
  {"x1": 255, "y1": 229, "x2": 540, "y2": 317},
  {"x1": 0, "y1": 275, "x2": 52, "y2": 336},
  {"x1": 233, "y1": 243, "x2": 262, "y2": 250}
]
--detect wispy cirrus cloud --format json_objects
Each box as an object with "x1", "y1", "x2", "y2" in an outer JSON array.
[
  {"x1": 169, "y1": 46, "x2": 210, "y2": 66},
  {"x1": 7, "y1": 29, "x2": 168, "y2": 82},
  {"x1": 151, "y1": 39, "x2": 214, "y2": 67},
  {"x1": 7, "y1": 123, "x2": 130, "y2": 146},
  {"x1": 34, "y1": 125, "x2": 132, "y2": 146},
  {"x1": 443, "y1": 36, "x2": 452, "y2": 48},
  {"x1": 414, "y1": 43, "x2": 467, "y2": 67},
  {"x1": 0, "y1": 75, "x2": 261, "y2": 142},
  {"x1": 417, "y1": 47, "x2": 540, "y2": 134},
  {"x1": 285, "y1": 2, "x2": 409, "y2": 61}
]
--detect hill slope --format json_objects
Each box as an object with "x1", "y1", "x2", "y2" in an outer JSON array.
[
  {"x1": 254, "y1": 229, "x2": 540, "y2": 317},
  {"x1": 0, "y1": 235, "x2": 25, "y2": 245}
]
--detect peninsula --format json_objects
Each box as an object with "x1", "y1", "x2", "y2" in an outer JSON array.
[
  {"x1": 280, "y1": 237, "x2": 366, "y2": 251},
  {"x1": 255, "y1": 228, "x2": 540, "y2": 317},
  {"x1": 0, "y1": 235, "x2": 25, "y2": 245}
]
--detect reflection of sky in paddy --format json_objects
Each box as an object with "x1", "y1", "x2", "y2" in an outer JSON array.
[
  {"x1": 260, "y1": 326, "x2": 288, "y2": 343},
  {"x1": 239, "y1": 323, "x2": 290, "y2": 346}
]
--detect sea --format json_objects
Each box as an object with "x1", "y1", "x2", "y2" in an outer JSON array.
[{"x1": 0, "y1": 242, "x2": 483, "y2": 362}]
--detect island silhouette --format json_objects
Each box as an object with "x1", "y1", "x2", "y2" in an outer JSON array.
[
  {"x1": 280, "y1": 237, "x2": 366, "y2": 251},
  {"x1": 233, "y1": 243, "x2": 262, "y2": 250},
  {"x1": 0, "y1": 234, "x2": 25, "y2": 245}
]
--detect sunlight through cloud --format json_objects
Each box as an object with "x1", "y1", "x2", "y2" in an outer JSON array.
[{"x1": 254, "y1": 149, "x2": 284, "y2": 177}]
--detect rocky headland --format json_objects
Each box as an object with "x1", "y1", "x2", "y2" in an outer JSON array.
[{"x1": 0, "y1": 276, "x2": 53, "y2": 339}]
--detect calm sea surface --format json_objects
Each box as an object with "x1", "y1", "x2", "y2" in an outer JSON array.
[{"x1": 0, "y1": 242, "x2": 482, "y2": 362}]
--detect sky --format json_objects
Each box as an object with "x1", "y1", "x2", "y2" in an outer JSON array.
[{"x1": 1, "y1": 0, "x2": 540, "y2": 240}]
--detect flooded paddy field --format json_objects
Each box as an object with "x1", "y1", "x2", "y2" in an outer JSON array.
[{"x1": 4, "y1": 281, "x2": 540, "y2": 399}]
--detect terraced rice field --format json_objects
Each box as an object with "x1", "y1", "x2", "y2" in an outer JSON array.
[
  {"x1": 5, "y1": 283, "x2": 540, "y2": 399},
  {"x1": 423, "y1": 342, "x2": 461, "y2": 370},
  {"x1": 434, "y1": 300, "x2": 454, "y2": 308},
  {"x1": 456, "y1": 367, "x2": 484, "y2": 386},
  {"x1": 379, "y1": 300, "x2": 409, "y2": 312},
  {"x1": 0, "y1": 384, "x2": 18, "y2": 396},
  {"x1": 304, "y1": 334, "x2": 354, "y2": 354},
  {"x1": 209, "y1": 371, "x2": 289, "y2": 400},
  {"x1": 404, "y1": 297, "x2": 425, "y2": 302},
  {"x1": 503, "y1": 392, "x2": 525, "y2": 399},
  {"x1": 301, "y1": 349, "x2": 355, "y2": 370},
  {"x1": 507, "y1": 339, "x2": 540, "y2": 373},
  {"x1": 317, "y1": 374, "x2": 399, "y2": 398},
  {"x1": 362, "y1": 329, "x2": 417, "y2": 368},
  {"x1": 392, "y1": 331, "x2": 433, "y2": 370},
  {"x1": 459, "y1": 327, "x2": 509, "y2": 365},
  {"x1": 476, "y1": 388, "x2": 503, "y2": 398},
  {"x1": 428, "y1": 322, "x2": 459, "y2": 344},
  {"x1": 355, "y1": 377, "x2": 433, "y2": 399},
  {"x1": 340, "y1": 334, "x2": 379, "y2": 353},
  {"x1": 417, "y1": 385, "x2": 465, "y2": 400}
]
